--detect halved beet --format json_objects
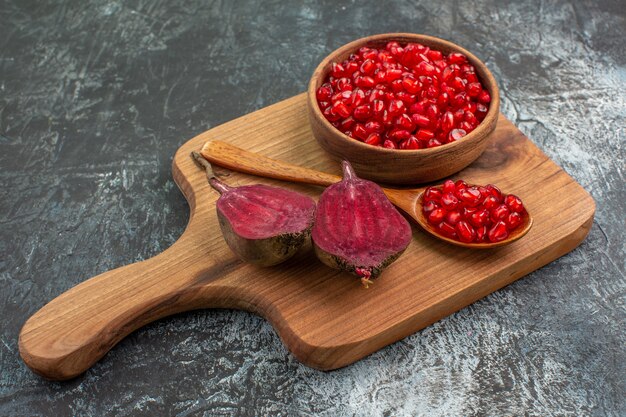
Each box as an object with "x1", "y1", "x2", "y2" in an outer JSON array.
[
  {"x1": 311, "y1": 161, "x2": 412, "y2": 286},
  {"x1": 193, "y1": 152, "x2": 316, "y2": 266}
]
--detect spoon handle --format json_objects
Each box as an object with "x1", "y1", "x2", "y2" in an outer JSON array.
[
  {"x1": 201, "y1": 141, "x2": 341, "y2": 187},
  {"x1": 200, "y1": 140, "x2": 421, "y2": 210}
]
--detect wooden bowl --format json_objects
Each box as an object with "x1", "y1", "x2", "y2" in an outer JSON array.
[{"x1": 307, "y1": 33, "x2": 500, "y2": 184}]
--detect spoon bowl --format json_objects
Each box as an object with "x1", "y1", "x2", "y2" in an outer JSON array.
[{"x1": 200, "y1": 140, "x2": 533, "y2": 248}]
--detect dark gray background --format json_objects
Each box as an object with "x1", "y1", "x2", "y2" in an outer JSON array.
[{"x1": 1, "y1": 0, "x2": 624, "y2": 415}]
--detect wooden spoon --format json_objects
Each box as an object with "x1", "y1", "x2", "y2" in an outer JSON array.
[{"x1": 200, "y1": 141, "x2": 533, "y2": 248}]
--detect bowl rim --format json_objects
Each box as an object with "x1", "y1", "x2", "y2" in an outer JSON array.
[{"x1": 307, "y1": 32, "x2": 500, "y2": 155}]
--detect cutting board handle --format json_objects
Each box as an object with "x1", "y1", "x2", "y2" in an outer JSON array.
[{"x1": 18, "y1": 232, "x2": 215, "y2": 380}]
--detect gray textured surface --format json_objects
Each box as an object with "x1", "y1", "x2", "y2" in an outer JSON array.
[{"x1": 1, "y1": 0, "x2": 624, "y2": 415}]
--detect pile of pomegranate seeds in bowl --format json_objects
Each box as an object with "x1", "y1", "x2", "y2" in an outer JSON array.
[
  {"x1": 422, "y1": 180, "x2": 527, "y2": 244},
  {"x1": 316, "y1": 41, "x2": 491, "y2": 150}
]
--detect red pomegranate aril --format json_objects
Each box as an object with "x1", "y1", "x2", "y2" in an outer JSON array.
[
  {"x1": 427, "y1": 138, "x2": 442, "y2": 148},
  {"x1": 319, "y1": 42, "x2": 490, "y2": 149},
  {"x1": 340, "y1": 116, "x2": 356, "y2": 131},
  {"x1": 424, "y1": 187, "x2": 443, "y2": 201},
  {"x1": 438, "y1": 221, "x2": 457, "y2": 238},
  {"x1": 483, "y1": 195, "x2": 500, "y2": 210},
  {"x1": 382, "y1": 139, "x2": 397, "y2": 149},
  {"x1": 316, "y1": 84, "x2": 333, "y2": 101},
  {"x1": 442, "y1": 179, "x2": 456, "y2": 194},
  {"x1": 491, "y1": 204, "x2": 510, "y2": 222},
  {"x1": 456, "y1": 221, "x2": 476, "y2": 243},
  {"x1": 395, "y1": 113, "x2": 415, "y2": 130},
  {"x1": 400, "y1": 136, "x2": 421, "y2": 150},
  {"x1": 441, "y1": 192, "x2": 459, "y2": 210},
  {"x1": 386, "y1": 99, "x2": 404, "y2": 116},
  {"x1": 446, "y1": 210, "x2": 462, "y2": 225},
  {"x1": 350, "y1": 88, "x2": 366, "y2": 107},
  {"x1": 389, "y1": 128, "x2": 411, "y2": 141},
  {"x1": 485, "y1": 184, "x2": 502, "y2": 200},
  {"x1": 365, "y1": 120, "x2": 383, "y2": 133},
  {"x1": 448, "y1": 128, "x2": 467, "y2": 142},
  {"x1": 402, "y1": 77, "x2": 421, "y2": 94},
  {"x1": 448, "y1": 52, "x2": 467, "y2": 64},
  {"x1": 504, "y1": 194, "x2": 525, "y2": 213},
  {"x1": 411, "y1": 113, "x2": 431, "y2": 128},
  {"x1": 336, "y1": 77, "x2": 353, "y2": 92},
  {"x1": 428, "y1": 208, "x2": 446, "y2": 224},
  {"x1": 459, "y1": 187, "x2": 482, "y2": 206},
  {"x1": 365, "y1": 133, "x2": 382, "y2": 146},
  {"x1": 478, "y1": 90, "x2": 491, "y2": 103},
  {"x1": 417, "y1": 129, "x2": 435, "y2": 141},
  {"x1": 441, "y1": 111, "x2": 455, "y2": 132},
  {"x1": 422, "y1": 199, "x2": 439, "y2": 214},
  {"x1": 353, "y1": 105, "x2": 372, "y2": 121},
  {"x1": 468, "y1": 208, "x2": 490, "y2": 227},
  {"x1": 467, "y1": 82, "x2": 482, "y2": 97},
  {"x1": 476, "y1": 225, "x2": 487, "y2": 242},
  {"x1": 355, "y1": 76, "x2": 376, "y2": 88},
  {"x1": 488, "y1": 221, "x2": 509, "y2": 242},
  {"x1": 506, "y1": 212, "x2": 522, "y2": 230},
  {"x1": 331, "y1": 62, "x2": 345, "y2": 78}
]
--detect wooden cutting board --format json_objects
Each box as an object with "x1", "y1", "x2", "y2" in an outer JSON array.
[{"x1": 19, "y1": 94, "x2": 595, "y2": 380}]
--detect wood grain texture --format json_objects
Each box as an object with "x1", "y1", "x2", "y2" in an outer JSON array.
[{"x1": 19, "y1": 93, "x2": 595, "y2": 380}]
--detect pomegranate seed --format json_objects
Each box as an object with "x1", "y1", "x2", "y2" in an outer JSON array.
[
  {"x1": 428, "y1": 208, "x2": 446, "y2": 224},
  {"x1": 353, "y1": 105, "x2": 372, "y2": 121},
  {"x1": 441, "y1": 192, "x2": 459, "y2": 210},
  {"x1": 402, "y1": 77, "x2": 421, "y2": 94},
  {"x1": 456, "y1": 220, "x2": 476, "y2": 243},
  {"x1": 365, "y1": 120, "x2": 383, "y2": 133},
  {"x1": 340, "y1": 116, "x2": 355, "y2": 131},
  {"x1": 448, "y1": 128, "x2": 467, "y2": 141},
  {"x1": 350, "y1": 89, "x2": 366, "y2": 107},
  {"x1": 422, "y1": 200, "x2": 439, "y2": 214},
  {"x1": 476, "y1": 225, "x2": 487, "y2": 242},
  {"x1": 411, "y1": 113, "x2": 431, "y2": 128},
  {"x1": 438, "y1": 221, "x2": 457, "y2": 238},
  {"x1": 360, "y1": 59, "x2": 376, "y2": 75},
  {"x1": 468, "y1": 208, "x2": 490, "y2": 227},
  {"x1": 427, "y1": 50, "x2": 443, "y2": 61},
  {"x1": 488, "y1": 221, "x2": 509, "y2": 242},
  {"x1": 441, "y1": 111, "x2": 455, "y2": 132},
  {"x1": 385, "y1": 69, "x2": 403, "y2": 81},
  {"x1": 316, "y1": 84, "x2": 333, "y2": 101},
  {"x1": 365, "y1": 133, "x2": 382, "y2": 146},
  {"x1": 424, "y1": 187, "x2": 443, "y2": 201},
  {"x1": 388, "y1": 99, "x2": 405, "y2": 116},
  {"x1": 445, "y1": 210, "x2": 462, "y2": 225},
  {"x1": 442, "y1": 179, "x2": 456, "y2": 194},
  {"x1": 395, "y1": 113, "x2": 415, "y2": 130},
  {"x1": 388, "y1": 128, "x2": 411, "y2": 141},
  {"x1": 455, "y1": 180, "x2": 468, "y2": 190},
  {"x1": 344, "y1": 61, "x2": 359, "y2": 76},
  {"x1": 448, "y1": 53, "x2": 467, "y2": 64},
  {"x1": 504, "y1": 194, "x2": 525, "y2": 213},
  {"x1": 506, "y1": 212, "x2": 522, "y2": 229},
  {"x1": 331, "y1": 62, "x2": 345, "y2": 78},
  {"x1": 490, "y1": 204, "x2": 510, "y2": 222},
  {"x1": 355, "y1": 76, "x2": 376, "y2": 88},
  {"x1": 353, "y1": 123, "x2": 368, "y2": 140},
  {"x1": 459, "y1": 187, "x2": 482, "y2": 206},
  {"x1": 323, "y1": 106, "x2": 340, "y2": 122},
  {"x1": 417, "y1": 129, "x2": 435, "y2": 141},
  {"x1": 485, "y1": 184, "x2": 502, "y2": 200},
  {"x1": 467, "y1": 82, "x2": 482, "y2": 97},
  {"x1": 382, "y1": 139, "x2": 397, "y2": 149},
  {"x1": 427, "y1": 138, "x2": 442, "y2": 148},
  {"x1": 336, "y1": 77, "x2": 353, "y2": 91},
  {"x1": 483, "y1": 195, "x2": 500, "y2": 210},
  {"x1": 478, "y1": 90, "x2": 491, "y2": 103},
  {"x1": 332, "y1": 101, "x2": 351, "y2": 118},
  {"x1": 399, "y1": 136, "x2": 421, "y2": 149}
]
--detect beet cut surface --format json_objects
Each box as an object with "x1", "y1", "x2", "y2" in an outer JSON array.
[
  {"x1": 311, "y1": 161, "x2": 412, "y2": 286},
  {"x1": 192, "y1": 152, "x2": 316, "y2": 267}
]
